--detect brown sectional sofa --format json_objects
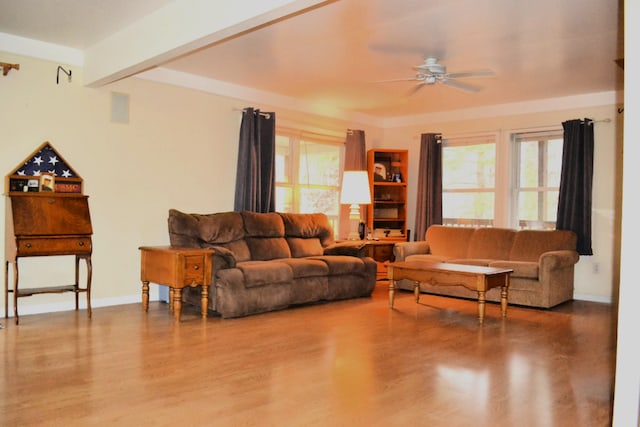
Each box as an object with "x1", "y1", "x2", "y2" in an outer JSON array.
[
  {"x1": 393, "y1": 225, "x2": 580, "y2": 308},
  {"x1": 168, "y1": 209, "x2": 377, "y2": 318}
]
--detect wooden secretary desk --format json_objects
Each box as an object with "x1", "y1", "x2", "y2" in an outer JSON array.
[{"x1": 4, "y1": 142, "x2": 93, "y2": 324}]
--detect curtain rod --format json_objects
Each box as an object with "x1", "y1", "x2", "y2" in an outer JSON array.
[{"x1": 233, "y1": 108, "x2": 271, "y2": 119}]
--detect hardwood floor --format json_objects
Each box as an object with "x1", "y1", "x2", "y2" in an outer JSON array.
[{"x1": 0, "y1": 282, "x2": 616, "y2": 426}]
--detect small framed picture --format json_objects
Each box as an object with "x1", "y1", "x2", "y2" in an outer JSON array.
[
  {"x1": 373, "y1": 162, "x2": 388, "y2": 181},
  {"x1": 40, "y1": 174, "x2": 55, "y2": 192}
]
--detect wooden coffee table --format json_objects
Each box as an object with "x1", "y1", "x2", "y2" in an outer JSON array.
[{"x1": 387, "y1": 261, "x2": 512, "y2": 324}]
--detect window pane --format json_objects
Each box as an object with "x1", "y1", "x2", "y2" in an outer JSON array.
[
  {"x1": 299, "y1": 188, "x2": 339, "y2": 215},
  {"x1": 546, "y1": 139, "x2": 563, "y2": 187},
  {"x1": 298, "y1": 141, "x2": 340, "y2": 186},
  {"x1": 545, "y1": 190, "x2": 559, "y2": 221},
  {"x1": 519, "y1": 141, "x2": 539, "y2": 187},
  {"x1": 443, "y1": 143, "x2": 495, "y2": 189},
  {"x1": 276, "y1": 186, "x2": 293, "y2": 212},
  {"x1": 443, "y1": 192, "x2": 494, "y2": 220},
  {"x1": 276, "y1": 135, "x2": 291, "y2": 183}
]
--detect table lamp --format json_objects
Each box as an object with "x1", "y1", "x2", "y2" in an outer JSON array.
[{"x1": 340, "y1": 170, "x2": 372, "y2": 240}]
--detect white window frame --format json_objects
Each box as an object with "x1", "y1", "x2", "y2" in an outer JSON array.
[
  {"x1": 509, "y1": 127, "x2": 564, "y2": 230},
  {"x1": 441, "y1": 132, "x2": 501, "y2": 227},
  {"x1": 275, "y1": 128, "x2": 344, "y2": 233}
]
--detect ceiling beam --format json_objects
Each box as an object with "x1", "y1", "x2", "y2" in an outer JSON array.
[{"x1": 83, "y1": 0, "x2": 329, "y2": 87}]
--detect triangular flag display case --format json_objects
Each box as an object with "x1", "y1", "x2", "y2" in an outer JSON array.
[
  {"x1": 4, "y1": 142, "x2": 92, "y2": 325},
  {"x1": 5, "y1": 141, "x2": 84, "y2": 194}
]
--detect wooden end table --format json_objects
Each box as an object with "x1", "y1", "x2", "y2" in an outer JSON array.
[
  {"x1": 337, "y1": 240, "x2": 396, "y2": 280},
  {"x1": 387, "y1": 261, "x2": 512, "y2": 324},
  {"x1": 139, "y1": 246, "x2": 214, "y2": 321}
]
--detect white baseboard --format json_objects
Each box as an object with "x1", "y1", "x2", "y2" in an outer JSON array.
[
  {"x1": 573, "y1": 293, "x2": 612, "y2": 304},
  {"x1": 2, "y1": 293, "x2": 161, "y2": 318}
]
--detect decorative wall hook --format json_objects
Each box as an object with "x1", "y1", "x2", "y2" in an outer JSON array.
[
  {"x1": 57, "y1": 66, "x2": 72, "y2": 84},
  {"x1": 1, "y1": 62, "x2": 20, "y2": 76}
]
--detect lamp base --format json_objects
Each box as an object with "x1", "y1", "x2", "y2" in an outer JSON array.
[{"x1": 347, "y1": 203, "x2": 362, "y2": 240}]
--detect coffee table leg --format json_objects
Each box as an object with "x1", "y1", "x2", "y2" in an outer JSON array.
[
  {"x1": 413, "y1": 281, "x2": 420, "y2": 303},
  {"x1": 501, "y1": 286, "x2": 509, "y2": 317},
  {"x1": 388, "y1": 279, "x2": 396, "y2": 308},
  {"x1": 477, "y1": 290, "x2": 486, "y2": 324}
]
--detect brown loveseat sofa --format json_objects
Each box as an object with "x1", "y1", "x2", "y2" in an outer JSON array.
[
  {"x1": 393, "y1": 225, "x2": 580, "y2": 308},
  {"x1": 168, "y1": 209, "x2": 377, "y2": 318}
]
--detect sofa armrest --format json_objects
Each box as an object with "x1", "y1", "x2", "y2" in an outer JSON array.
[
  {"x1": 539, "y1": 250, "x2": 580, "y2": 270},
  {"x1": 393, "y1": 241, "x2": 430, "y2": 261},
  {"x1": 324, "y1": 241, "x2": 368, "y2": 257},
  {"x1": 203, "y1": 245, "x2": 237, "y2": 269}
]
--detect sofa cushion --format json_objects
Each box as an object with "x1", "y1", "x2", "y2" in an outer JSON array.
[
  {"x1": 241, "y1": 211, "x2": 291, "y2": 260},
  {"x1": 509, "y1": 230, "x2": 577, "y2": 262},
  {"x1": 466, "y1": 227, "x2": 516, "y2": 259},
  {"x1": 405, "y1": 254, "x2": 452, "y2": 263},
  {"x1": 286, "y1": 237, "x2": 324, "y2": 258},
  {"x1": 310, "y1": 255, "x2": 367, "y2": 275},
  {"x1": 279, "y1": 213, "x2": 335, "y2": 247},
  {"x1": 236, "y1": 261, "x2": 293, "y2": 288},
  {"x1": 488, "y1": 260, "x2": 539, "y2": 279},
  {"x1": 246, "y1": 237, "x2": 292, "y2": 261},
  {"x1": 425, "y1": 225, "x2": 476, "y2": 258},
  {"x1": 448, "y1": 258, "x2": 494, "y2": 266},
  {"x1": 168, "y1": 209, "x2": 251, "y2": 262},
  {"x1": 279, "y1": 258, "x2": 329, "y2": 278}
]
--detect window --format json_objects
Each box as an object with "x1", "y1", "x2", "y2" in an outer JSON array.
[
  {"x1": 275, "y1": 131, "x2": 343, "y2": 232},
  {"x1": 513, "y1": 130, "x2": 563, "y2": 229},
  {"x1": 442, "y1": 134, "x2": 497, "y2": 227}
]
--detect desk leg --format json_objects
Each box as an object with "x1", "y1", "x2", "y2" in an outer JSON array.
[
  {"x1": 13, "y1": 260, "x2": 19, "y2": 325},
  {"x1": 477, "y1": 290, "x2": 486, "y2": 324},
  {"x1": 4, "y1": 261, "x2": 8, "y2": 319},
  {"x1": 200, "y1": 285, "x2": 208, "y2": 319},
  {"x1": 85, "y1": 256, "x2": 93, "y2": 319},
  {"x1": 173, "y1": 288, "x2": 182, "y2": 321},
  {"x1": 142, "y1": 281, "x2": 150, "y2": 312}
]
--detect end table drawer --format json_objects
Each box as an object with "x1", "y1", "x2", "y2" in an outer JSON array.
[
  {"x1": 183, "y1": 255, "x2": 206, "y2": 285},
  {"x1": 372, "y1": 244, "x2": 394, "y2": 262}
]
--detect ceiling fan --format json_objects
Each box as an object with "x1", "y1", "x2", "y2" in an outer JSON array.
[{"x1": 375, "y1": 57, "x2": 495, "y2": 95}]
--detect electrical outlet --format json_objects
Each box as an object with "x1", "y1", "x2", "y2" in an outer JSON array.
[{"x1": 593, "y1": 262, "x2": 600, "y2": 274}]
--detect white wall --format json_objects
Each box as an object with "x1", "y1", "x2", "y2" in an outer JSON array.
[{"x1": 376, "y1": 103, "x2": 622, "y2": 303}]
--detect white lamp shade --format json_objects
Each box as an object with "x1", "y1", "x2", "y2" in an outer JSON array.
[{"x1": 340, "y1": 170, "x2": 372, "y2": 205}]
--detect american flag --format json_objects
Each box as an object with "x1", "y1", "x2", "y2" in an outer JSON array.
[{"x1": 15, "y1": 143, "x2": 76, "y2": 178}]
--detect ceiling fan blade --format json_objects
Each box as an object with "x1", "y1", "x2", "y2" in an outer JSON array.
[
  {"x1": 407, "y1": 82, "x2": 428, "y2": 96},
  {"x1": 372, "y1": 77, "x2": 421, "y2": 83},
  {"x1": 446, "y1": 69, "x2": 496, "y2": 79},
  {"x1": 440, "y1": 78, "x2": 481, "y2": 93}
]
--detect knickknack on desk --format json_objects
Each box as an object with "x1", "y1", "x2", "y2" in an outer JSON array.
[{"x1": 4, "y1": 142, "x2": 92, "y2": 324}]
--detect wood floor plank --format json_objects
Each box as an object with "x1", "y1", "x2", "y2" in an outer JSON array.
[{"x1": 0, "y1": 283, "x2": 615, "y2": 426}]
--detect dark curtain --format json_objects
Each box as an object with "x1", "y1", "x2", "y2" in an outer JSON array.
[
  {"x1": 414, "y1": 133, "x2": 442, "y2": 241},
  {"x1": 233, "y1": 108, "x2": 276, "y2": 213},
  {"x1": 556, "y1": 118, "x2": 594, "y2": 255},
  {"x1": 339, "y1": 129, "x2": 367, "y2": 239}
]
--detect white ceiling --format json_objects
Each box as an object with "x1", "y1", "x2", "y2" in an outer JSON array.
[{"x1": 0, "y1": 0, "x2": 624, "y2": 119}]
